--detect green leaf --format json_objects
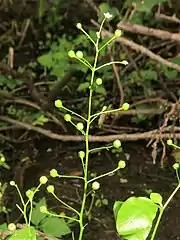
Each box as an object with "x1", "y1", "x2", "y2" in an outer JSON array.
[
  {"x1": 31, "y1": 198, "x2": 47, "y2": 226},
  {"x1": 165, "y1": 69, "x2": 178, "y2": 78},
  {"x1": 94, "y1": 86, "x2": 107, "y2": 96},
  {"x1": 77, "y1": 82, "x2": 89, "y2": 92},
  {"x1": 150, "y1": 193, "x2": 162, "y2": 205},
  {"x1": 38, "y1": 53, "x2": 53, "y2": 68},
  {"x1": 115, "y1": 196, "x2": 158, "y2": 239},
  {"x1": 9, "y1": 227, "x2": 36, "y2": 240},
  {"x1": 113, "y1": 201, "x2": 123, "y2": 222},
  {"x1": 171, "y1": 57, "x2": 180, "y2": 65},
  {"x1": 0, "y1": 223, "x2": 8, "y2": 230},
  {"x1": 141, "y1": 70, "x2": 157, "y2": 81},
  {"x1": 40, "y1": 217, "x2": 71, "y2": 237},
  {"x1": 32, "y1": 115, "x2": 49, "y2": 126}
]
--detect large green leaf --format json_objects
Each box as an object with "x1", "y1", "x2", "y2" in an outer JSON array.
[
  {"x1": 9, "y1": 227, "x2": 36, "y2": 240},
  {"x1": 40, "y1": 217, "x2": 71, "y2": 237},
  {"x1": 31, "y1": 198, "x2": 47, "y2": 226},
  {"x1": 115, "y1": 197, "x2": 158, "y2": 239}
]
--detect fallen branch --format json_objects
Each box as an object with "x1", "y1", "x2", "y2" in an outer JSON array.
[
  {"x1": 0, "y1": 116, "x2": 179, "y2": 142},
  {"x1": 116, "y1": 22, "x2": 180, "y2": 42}
]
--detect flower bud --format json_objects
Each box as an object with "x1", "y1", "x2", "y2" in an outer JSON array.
[
  {"x1": 96, "y1": 78, "x2": 102, "y2": 86},
  {"x1": 121, "y1": 60, "x2": 128, "y2": 65},
  {"x1": 50, "y1": 169, "x2": 59, "y2": 178},
  {"x1": 76, "y1": 23, "x2": 82, "y2": 29},
  {"x1": 10, "y1": 181, "x2": 15, "y2": 186},
  {"x1": 118, "y1": 160, "x2": 126, "y2": 169},
  {"x1": 122, "y1": 102, "x2": 129, "y2": 111},
  {"x1": 113, "y1": 139, "x2": 121, "y2": 148},
  {"x1": 173, "y1": 163, "x2": 179, "y2": 170},
  {"x1": 167, "y1": 139, "x2": 173, "y2": 146},
  {"x1": 78, "y1": 151, "x2": 85, "y2": 159},
  {"x1": 92, "y1": 181, "x2": 100, "y2": 191},
  {"x1": 76, "y1": 51, "x2": 83, "y2": 59},
  {"x1": 103, "y1": 12, "x2": 113, "y2": 19},
  {"x1": 64, "y1": 114, "x2": 71, "y2": 122},
  {"x1": 39, "y1": 176, "x2": 48, "y2": 184},
  {"x1": 8, "y1": 223, "x2": 16, "y2": 232},
  {"x1": 114, "y1": 29, "x2": 122, "y2": 38},
  {"x1": 76, "y1": 122, "x2": 84, "y2": 131},
  {"x1": 47, "y1": 185, "x2": 54, "y2": 193},
  {"x1": 55, "y1": 99, "x2": 63, "y2": 108},
  {"x1": 26, "y1": 189, "x2": 34, "y2": 199},
  {"x1": 40, "y1": 206, "x2": 48, "y2": 213},
  {"x1": 68, "y1": 50, "x2": 75, "y2": 58}
]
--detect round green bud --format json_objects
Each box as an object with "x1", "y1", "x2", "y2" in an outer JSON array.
[
  {"x1": 10, "y1": 181, "x2": 15, "y2": 186},
  {"x1": 114, "y1": 29, "x2": 122, "y2": 38},
  {"x1": 47, "y1": 185, "x2": 54, "y2": 193},
  {"x1": 40, "y1": 176, "x2": 48, "y2": 184},
  {"x1": 118, "y1": 160, "x2": 126, "y2": 169},
  {"x1": 40, "y1": 206, "x2": 48, "y2": 213},
  {"x1": 8, "y1": 223, "x2": 16, "y2": 232},
  {"x1": 0, "y1": 155, "x2": 5, "y2": 162},
  {"x1": 96, "y1": 31, "x2": 100, "y2": 38},
  {"x1": 78, "y1": 151, "x2": 85, "y2": 159},
  {"x1": 92, "y1": 181, "x2": 100, "y2": 191},
  {"x1": 46, "y1": 32, "x2": 51, "y2": 39},
  {"x1": 64, "y1": 114, "x2": 71, "y2": 122},
  {"x1": 59, "y1": 211, "x2": 66, "y2": 216},
  {"x1": 167, "y1": 139, "x2": 173, "y2": 146},
  {"x1": 96, "y1": 78, "x2": 103, "y2": 86},
  {"x1": 76, "y1": 122, "x2": 84, "y2": 131},
  {"x1": 76, "y1": 23, "x2": 82, "y2": 29},
  {"x1": 68, "y1": 50, "x2": 75, "y2": 58},
  {"x1": 173, "y1": 163, "x2": 179, "y2": 170},
  {"x1": 122, "y1": 102, "x2": 129, "y2": 111},
  {"x1": 76, "y1": 51, "x2": 83, "y2": 59},
  {"x1": 26, "y1": 189, "x2": 34, "y2": 199},
  {"x1": 113, "y1": 139, "x2": 121, "y2": 148},
  {"x1": 102, "y1": 106, "x2": 107, "y2": 111},
  {"x1": 55, "y1": 99, "x2": 63, "y2": 108},
  {"x1": 50, "y1": 169, "x2": 59, "y2": 178}
]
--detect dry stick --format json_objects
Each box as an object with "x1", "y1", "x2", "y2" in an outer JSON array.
[
  {"x1": 116, "y1": 22, "x2": 180, "y2": 42},
  {"x1": 155, "y1": 12, "x2": 180, "y2": 24},
  {"x1": 0, "y1": 96, "x2": 66, "y2": 130},
  {"x1": 90, "y1": 20, "x2": 180, "y2": 72},
  {"x1": 107, "y1": 46, "x2": 124, "y2": 106},
  {"x1": 1, "y1": 116, "x2": 180, "y2": 142}
]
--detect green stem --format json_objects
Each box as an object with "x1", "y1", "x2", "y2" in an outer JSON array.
[
  {"x1": 150, "y1": 183, "x2": 180, "y2": 240},
  {"x1": 89, "y1": 145, "x2": 113, "y2": 153},
  {"x1": 78, "y1": 36, "x2": 100, "y2": 240},
  {"x1": 95, "y1": 61, "x2": 127, "y2": 71},
  {"x1": 52, "y1": 192, "x2": 80, "y2": 216},
  {"x1": 88, "y1": 167, "x2": 119, "y2": 184}
]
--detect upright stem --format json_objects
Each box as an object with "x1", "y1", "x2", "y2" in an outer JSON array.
[
  {"x1": 150, "y1": 183, "x2": 180, "y2": 240},
  {"x1": 78, "y1": 44, "x2": 99, "y2": 240}
]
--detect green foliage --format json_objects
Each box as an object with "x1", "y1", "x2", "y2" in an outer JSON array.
[
  {"x1": 0, "y1": 75, "x2": 23, "y2": 90},
  {"x1": 124, "y1": 0, "x2": 167, "y2": 13},
  {"x1": 40, "y1": 217, "x2": 71, "y2": 237},
  {"x1": 114, "y1": 197, "x2": 158, "y2": 239},
  {"x1": 9, "y1": 227, "x2": 36, "y2": 240},
  {"x1": 31, "y1": 198, "x2": 71, "y2": 238}
]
